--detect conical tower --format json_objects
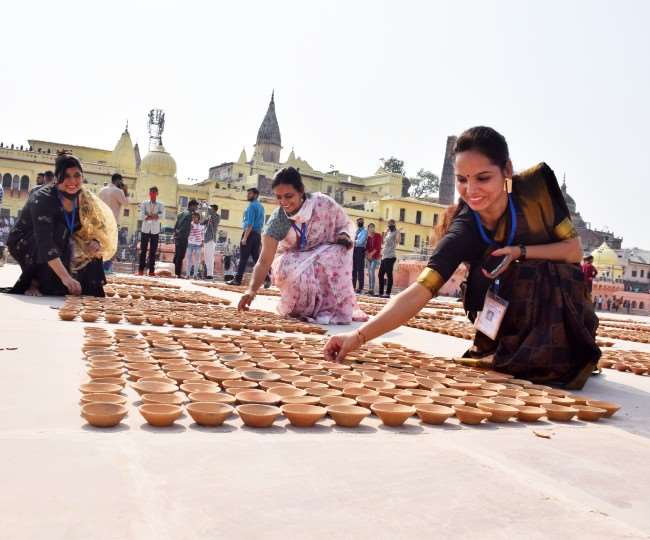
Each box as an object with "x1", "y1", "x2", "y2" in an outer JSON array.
[
  {"x1": 111, "y1": 124, "x2": 137, "y2": 174},
  {"x1": 254, "y1": 91, "x2": 282, "y2": 163},
  {"x1": 438, "y1": 135, "x2": 457, "y2": 205}
]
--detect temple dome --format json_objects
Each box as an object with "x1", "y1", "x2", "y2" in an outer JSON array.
[
  {"x1": 591, "y1": 241, "x2": 620, "y2": 267},
  {"x1": 141, "y1": 144, "x2": 177, "y2": 176}
]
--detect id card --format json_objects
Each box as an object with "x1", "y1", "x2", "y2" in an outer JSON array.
[{"x1": 475, "y1": 290, "x2": 509, "y2": 340}]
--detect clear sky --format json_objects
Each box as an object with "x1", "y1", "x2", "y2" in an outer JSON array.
[{"x1": 1, "y1": 0, "x2": 648, "y2": 247}]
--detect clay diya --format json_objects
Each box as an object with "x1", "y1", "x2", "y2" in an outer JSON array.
[
  {"x1": 81, "y1": 403, "x2": 128, "y2": 428},
  {"x1": 320, "y1": 396, "x2": 357, "y2": 407},
  {"x1": 356, "y1": 394, "x2": 395, "y2": 409},
  {"x1": 268, "y1": 386, "x2": 307, "y2": 398},
  {"x1": 281, "y1": 395, "x2": 321, "y2": 405},
  {"x1": 138, "y1": 403, "x2": 183, "y2": 427},
  {"x1": 395, "y1": 394, "x2": 433, "y2": 406},
  {"x1": 515, "y1": 406, "x2": 546, "y2": 422},
  {"x1": 281, "y1": 404, "x2": 327, "y2": 427},
  {"x1": 105, "y1": 313, "x2": 122, "y2": 324},
  {"x1": 415, "y1": 404, "x2": 454, "y2": 425},
  {"x1": 80, "y1": 393, "x2": 128, "y2": 405},
  {"x1": 58, "y1": 310, "x2": 77, "y2": 321},
  {"x1": 326, "y1": 405, "x2": 371, "y2": 427},
  {"x1": 523, "y1": 396, "x2": 553, "y2": 407},
  {"x1": 585, "y1": 400, "x2": 621, "y2": 418},
  {"x1": 180, "y1": 382, "x2": 220, "y2": 394},
  {"x1": 574, "y1": 405, "x2": 607, "y2": 421},
  {"x1": 477, "y1": 401, "x2": 518, "y2": 423},
  {"x1": 242, "y1": 370, "x2": 281, "y2": 383},
  {"x1": 80, "y1": 311, "x2": 101, "y2": 322},
  {"x1": 88, "y1": 368, "x2": 123, "y2": 379},
  {"x1": 371, "y1": 402, "x2": 415, "y2": 427},
  {"x1": 189, "y1": 392, "x2": 236, "y2": 404},
  {"x1": 187, "y1": 402, "x2": 234, "y2": 427},
  {"x1": 166, "y1": 371, "x2": 204, "y2": 383},
  {"x1": 131, "y1": 381, "x2": 179, "y2": 395},
  {"x1": 453, "y1": 405, "x2": 491, "y2": 425},
  {"x1": 235, "y1": 390, "x2": 282, "y2": 405},
  {"x1": 79, "y1": 382, "x2": 122, "y2": 395},
  {"x1": 142, "y1": 393, "x2": 186, "y2": 406},
  {"x1": 493, "y1": 396, "x2": 526, "y2": 408},
  {"x1": 432, "y1": 396, "x2": 464, "y2": 408},
  {"x1": 543, "y1": 404, "x2": 579, "y2": 422},
  {"x1": 237, "y1": 404, "x2": 281, "y2": 428}
]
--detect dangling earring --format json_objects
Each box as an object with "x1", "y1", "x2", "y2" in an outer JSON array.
[{"x1": 504, "y1": 177, "x2": 512, "y2": 194}]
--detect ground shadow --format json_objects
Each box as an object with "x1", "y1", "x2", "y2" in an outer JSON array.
[
  {"x1": 377, "y1": 423, "x2": 425, "y2": 434},
  {"x1": 188, "y1": 422, "x2": 238, "y2": 433},
  {"x1": 139, "y1": 422, "x2": 187, "y2": 433},
  {"x1": 240, "y1": 424, "x2": 287, "y2": 434},
  {"x1": 82, "y1": 422, "x2": 130, "y2": 433},
  {"x1": 284, "y1": 423, "x2": 333, "y2": 434}
]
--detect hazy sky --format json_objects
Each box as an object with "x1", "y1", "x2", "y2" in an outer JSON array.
[{"x1": 2, "y1": 1, "x2": 648, "y2": 246}]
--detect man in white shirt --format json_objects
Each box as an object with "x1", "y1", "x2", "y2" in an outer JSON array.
[
  {"x1": 138, "y1": 186, "x2": 164, "y2": 276},
  {"x1": 98, "y1": 173, "x2": 129, "y2": 273},
  {"x1": 202, "y1": 204, "x2": 220, "y2": 280}
]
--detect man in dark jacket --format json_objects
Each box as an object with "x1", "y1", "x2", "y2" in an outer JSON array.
[{"x1": 173, "y1": 199, "x2": 198, "y2": 278}]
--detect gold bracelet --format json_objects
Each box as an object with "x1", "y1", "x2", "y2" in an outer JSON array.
[{"x1": 357, "y1": 328, "x2": 368, "y2": 345}]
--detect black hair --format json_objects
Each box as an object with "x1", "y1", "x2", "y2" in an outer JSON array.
[
  {"x1": 247, "y1": 187, "x2": 260, "y2": 195},
  {"x1": 111, "y1": 173, "x2": 123, "y2": 185},
  {"x1": 188, "y1": 199, "x2": 199, "y2": 208},
  {"x1": 191, "y1": 212, "x2": 201, "y2": 219},
  {"x1": 149, "y1": 186, "x2": 159, "y2": 193},
  {"x1": 437, "y1": 126, "x2": 511, "y2": 239},
  {"x1": 37, "y1": 172, "x2": 45, "y2": 177},
  {"x1": 54, "y1": 152, "x2": 83, "y2": 183},
  {"x1": 453, "y1": 126, "x2": 510, "y2": 170},
  {"x1": 271, "y1": 166, "x2": 304, "y2": 193},
  {"x1": 44, "y1": 170, "x2": 55, "y2": 179}
]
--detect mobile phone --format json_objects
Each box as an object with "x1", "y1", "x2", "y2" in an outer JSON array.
[{"x1": 482, "y1": 254, "x2": 508, "y2": 277}]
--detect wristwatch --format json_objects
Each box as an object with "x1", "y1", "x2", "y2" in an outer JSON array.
[{"x1": 519, "y1": 244, "x2": 527, "y2": 261}]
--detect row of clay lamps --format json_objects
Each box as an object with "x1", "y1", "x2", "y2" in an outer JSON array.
[
  {"x1": 194, "y1": 281, "x2": 281, "y2": 297},
  {"x1": 58, "y1": 296, "x2": 326, "y2": 334},
  {"x1": 105, "y1": 285, "x2": 231, "y2": 305},
  {"x1": 78, "y1": 326, "x2": 621, "y2": 429},
  {"x1": 106, "y1": 275, "x2": 180, "y2": 289},
  {"x1": 599, "y1": 349, "x2": 650, "y2": 376}
]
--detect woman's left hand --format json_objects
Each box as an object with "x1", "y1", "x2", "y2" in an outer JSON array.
[
  {"x1": 238, "y1": 290, "x2": 256, "y2": 311},
  {"x1": 336, "y1": 233, "x2": 352, "y2": 249},
  {"x1": 87, "y1": 240, "x2": 101, "y2": 255},
  {"x1": 482, "y1": 246, "x2": 522, "y2": 279}
]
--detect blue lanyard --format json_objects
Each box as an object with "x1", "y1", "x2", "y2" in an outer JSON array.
[
  {"x1": 471, "y1": 193, "x2": 517, "y2": 248},
  {"x1": 472, "y1": 193, "x2": 517, "y2": 295},
  {"x1": 59, "y1": 195, "x2": 77, "y2": 234},
  {"x1": 291, "y1": 222, "x2": 307, "y2": 250}
]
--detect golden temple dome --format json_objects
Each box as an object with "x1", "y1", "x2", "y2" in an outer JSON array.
[{"x1": 591, "y1": 241, "x2": 620, "y2": 267}]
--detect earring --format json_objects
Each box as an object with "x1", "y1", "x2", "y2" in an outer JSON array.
[{"x1": 504, "y1": 178, "x2": 512, "y2": 194}]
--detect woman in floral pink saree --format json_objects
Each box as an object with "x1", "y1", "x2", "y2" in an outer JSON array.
[{"x1": 238, "y1": 167, "x2": 367, "y2": 324}]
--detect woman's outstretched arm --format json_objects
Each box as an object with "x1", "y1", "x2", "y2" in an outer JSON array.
[
  {"x1": 324, "y1": 282, "x2": 433, "y2": 361},
  {"x1": 238, "y1": 234, "x2": 279, "y2": 310}
]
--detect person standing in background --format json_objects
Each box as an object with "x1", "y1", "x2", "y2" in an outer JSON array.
[
  {"x1": 581, "y1": 255, "x2": 598, "y2": 300},
  {"x1": 98, "y1": 173, "x2": 129, "y2": 273},
  {"x1": 378, "y1": 219, "x2": 398, "y2": 298},
  {"x1": 173, "y1": 199, "x2": 198, "y2": 278},
  {"x1": 352, "y1": 217, "x2": 367, "y2": 293},
  {"x1": 223, "y1": 239, "x2": 235, "y2": 282},
  {"x1": 203, "y1": 204, "x2": 220, "y2": 280},
  {"x1": 185, "y1": 212, "x2": 204, "y2": 279},
  {"x1": 138, "y1": 186, "x2": 164, "y2": 276},
  {"x1": 228, "y1": 187, "x2": 266, "y2": 286},
  {"x1": 365, "y1": 223, "x2": 382, "y2": 296}
]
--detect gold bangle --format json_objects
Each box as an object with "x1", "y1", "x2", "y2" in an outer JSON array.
[{"x1": 357, "y1": 328, "x2": 368, "y2": 345}]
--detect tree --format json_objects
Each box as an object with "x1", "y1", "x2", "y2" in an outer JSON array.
[
  {"x1": 380, "y1": 157, "x2": 405, "y2": 175},
  {"x1": 408, "y1": 169, "x2": 440, "y2": 198}
]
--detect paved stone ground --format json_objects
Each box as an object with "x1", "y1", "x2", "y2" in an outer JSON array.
[{"x1": 1, "y1": 263, "x2": 649, "y2": 540}]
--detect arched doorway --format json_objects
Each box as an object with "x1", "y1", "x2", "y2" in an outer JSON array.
[
  {"x1": 12, "y1": 175, "x2": 19, "y2": 191},
  {"x1": 20, "y1": 175, "x2": 30, "y2": 191},
  {"x1": 2, "y1": 173, "x2": 11, "y2": 189}
]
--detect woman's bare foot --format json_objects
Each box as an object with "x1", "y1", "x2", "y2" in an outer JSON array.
[{"x1": 25, "y1": 285, "x2": 42, "y2": 297}]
